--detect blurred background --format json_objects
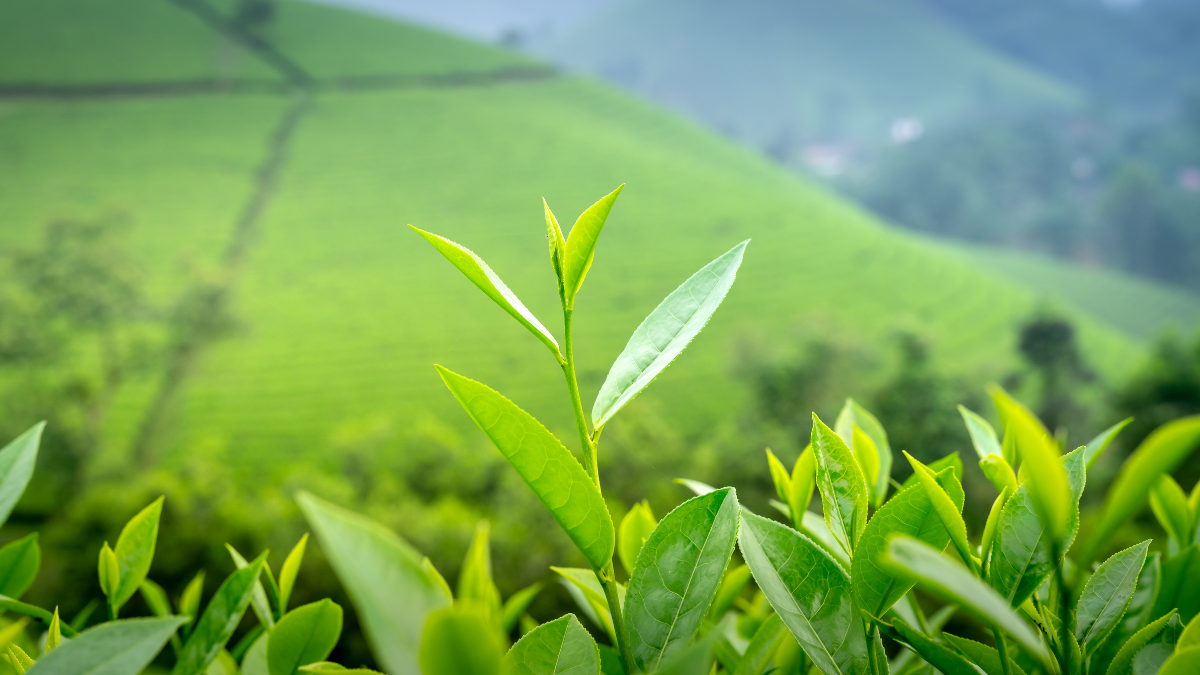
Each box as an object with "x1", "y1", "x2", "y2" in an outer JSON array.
[{"x1": 1, "y1": 0, "x2": 1198, "y2": 667}]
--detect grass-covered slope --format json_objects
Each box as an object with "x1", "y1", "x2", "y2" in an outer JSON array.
[
  {"x1": 0, "y1": 0, "x2": 1138, "y2": 472},
  {"x1": 537, "y1": 0, "x2": 1077, "y2": 149}
]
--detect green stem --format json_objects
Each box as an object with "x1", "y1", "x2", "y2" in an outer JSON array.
[
  {"x1": 866, "y1": 620, "x2": 881, "y2": 675},
  {"x1": 993, "y1": 628, "x2": 1014, "y2": 675},
  {"x1": 598, "y1": 563, "x2": 634, "y2": 675},
  {"x1": 561, "y1": 309, "x2": 599, "y2": 487}
]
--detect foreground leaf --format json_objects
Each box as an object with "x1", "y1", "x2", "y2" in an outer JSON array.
[
  {"x1": 1159, "y1": 647, "x2": 1200, "y2": 675},
  {"x1": 891, "y1": 620, "x2": 979, "y2": 675},
  {"x1": 438, "y1": 367, "x2": 615, "y2": 569},
  {"x1": 278, "y1": 535, "x2": 307, "y2": 616},
  {"x1": 906, "y1": 453, "x2": 973, "y2": 570},
  {"x1": 1074, "y1": 541, "x2": 1151, "y2": 655},
  {"x1": 812, "y1": 416, "x2": 868, "y2": 558},
  {"x1": 502, "y1": 614, "x2": 599, "y2": 675},
  {"x1": 0, "y1": 533, "x2": 39, "y2": 598},
  {"x1": 561, "y1": 185, "x2": 624, "y2": 309},
  {"x1": 942, "y1": 633, "x2": 1028, "y2": 675},
  {"x1": 852, "y1": 466, "x2": 963, "y2": 618},
  {"x1": 172, "y1": 553, "x2": 266, "y2": 675},
  {"x1": 835, "y1": 399, "x2": 892, "y2": 507},
  {"x1": 0, "y1": 423, "x2": 42, "y2": 529},
  {"x1": 411, "y1": 227, "x2": 560, "y2": 355},
  {"x1": 268, "y1": 600, "x2": 343, "y2": 675},
  {"x1": 419, "y1": 605, "x2": 503, "y2": 675},
  {"x1": 789, "y1": 448, "x2": 816, "y2": 526},
  {"x1": 297, "y1": 493, "x2": 451, "y2": 675},
  {"x1": 991, "y1": 386, "x2": 1070, "y2": 542},
  {"x1": 625, "y1": 488, "x2": 739, "y2": 671},
  {"x1": 27, "y1": 616, "x2": 186, "y2": 675},
  {"x1": 1080, "y1": 415, "x2": 1200, "y2": 564},
  {"x1": 882, "y1": 536, "x2": 1052, "y2": 671},
  {"x1": 227, "y1": 544, "x2": 275, "y2": 630},
  {"x1": 591, "y1": 241, "x2": 748, "y2": 429},
  {"x1": 113, "y1": 497, "x2": 164, "y2": 611},
  {"x1": 737, "y1": 510, "x2": 867, "y2": 675},
  {"x1": 1106, "y1": 611, "x2": 1177, "y2": 675}
]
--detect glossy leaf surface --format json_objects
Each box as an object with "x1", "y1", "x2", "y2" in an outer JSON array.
[
  {"x1": 617, "y1": 501, "x2": 656, "y2": 577},
  {"x1": 811, "y1": 416, "x2": 868, "y2": 558},
  {"x1": 1074, "y1": 541, "x2": 1151, "y2": 654},
  {"x1": 419, "y1": 605, "x2": 503, "y2": 675},
  {"x1": 1107, "y1": 611, "x2": 1177, "y2": 675},
  {"x1": 297, "y1": 492, "x2": 451, "y2": 675},
  {"x1": 737, "y1": 510, "x2": 867, "y2": 675},
  {"x1": 278, "y1": 535, "x2": 307, "y2": 615},
  {"x1": 979, "y1": 455, "x2": 1017, "y2": 498},
  {"x1": 899, "y1": 453, "x2": 964, "y2": 491},
  {"x1": 0, "y1": 533, "x2": 39, "y2": 598},
  {"x1": 767, "y1": 449, "x2": 792, "y2": 504},
  {"x1": 267, "y1": 600, "x2": 343, "y2": 675},
  {"x1": 835, "y1": 399, "x2": 892, "y2": 507},
  {"x1": 172, "y1": 553, "x2": 266, "y2": 675},
  {"x1": 501, "y1": 614, "x2": 599, "y2": 675},
  {"x1": 906, "y1": 453, "x2": 972, "y2": 569},
  {"x1": 113, "y1": 497, "x2": 164, "y2": 610},
  {"x1": 0, "y1": 423, "x2": 41, "y2": 529},
  {"x1": 991, "y1": 387, "x2": 1070, "y2": 541},
  {"x1": 852, "y1": 466, "x2": 963, "y2": 618},
  {"x1": 624, "y1": 488, "x2": 739, "y2": 671},
  {"x1": 959, "y1": 405, "x2": 1002, "y2": 460},
  {"x1": 25, "y1": 616, "x2": 186, "y2": 675},
  {"x1": 438, "y1": 367, "x2": 615, "y2": 569},
  {"x1": 561, "y1": 185, "x2": 623, "y2": 309},
  {"x1": 591, "y1": 241, "x2": 747, "y2": 429},
  {"x1": 552, "y1": 568, "x2": 615, "y2": 643},
  {"x1": 412, "y1": 227, "x2": 560, "y2": 355}
]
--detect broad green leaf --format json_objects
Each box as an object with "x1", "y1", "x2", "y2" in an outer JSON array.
[
  {"x1": 560, "y1": 185, "x2": 623, "y2": 309},
  {"x1": 501, "y1": 614, "x2": 599, "y2": 675},
  {"x1": 835, "y1": 399, "x2": 892, "y2": 508},
  {"x1": 1150, "y1": 476, "x2": 1193, "y2": 547},
  {"x1": 98, "y1": 543, "x2": 119, "y2": 601},
  {"x1": 438, "y1": 367, "x2": 615, "y2": 569},
  {"x1": 790, "y1": 448, "x2": 816, "y2": 527},
  {"x1": 267, "y1": 600, "x2": 343, "y2": 675},
  {"x1": 1131, "y1": 613, "x2": 1182, "y2": 675},
  {"x1": 618, "y1": 501, "x2": 656, "y2": 577},
  {"x1": 959, "y1": 405, "x2": 1002, "y2": 460},
  {"x1": 979, "y1": 455, "x2": 1018, "y2": 498},
  {"x1": 411, "y1": 227, "x2": 560, "y2": 355},
  {"x1": 278, "y1": 535, "x2": 307, "y2": 615},
  {"x1": 501, "y1": 582, "x2": 543, "y2": 635},
  {"x1": 297, "y1": 492, "x2": 450, "y2": 675},
  {"x1": 1107, "y1": 611, "x2": 1177, "y2": 675},
  {"x1": 0, "y1": 534, "x2": 38, "y2": 598},
  {"x1": 991, "y1": 386, "x2": 1070, "y2": 542},
  {"x1": 989, "y1": 447, "x2": 1086, "y2": 608},
  {"x1": 0, "y1": 423, "x2": 41, "y2": 529},
  {"x1": 737, "y1": 510, "x2": 868, "y2": 675},
  {"x1": 1085, "y1": 418, "x2": 1133, "y2": 469},
  {"x1": 624, "y1": 488, "x2": 740, "y2": 671},
  {"x1": 905, "y1": 452, "x2": 973, "y2": 571},
  {"x1": 241, "y1": 634, "x2": 268, "y2": 675},
  {"x1": 709, "y1": 564, "x2": 750, "y2": 620},
  {"x1": 899, "y1": 453, "x2": 964, "y2": 491},
  {"x1": 552, "y1": 568, "x2": 618, "y2": 643},
  {"x1": 1074, "y1": 541, "x2": 1151, "y2": 654},
  {"x1": 226, "y1": 544, "x2": 275, "y2": 630},
  {"x1": 597, "y1": 646, "x2": 623, "y2": 675},
  {"x1": 882, "y1": 536, "x2": 1052, "y2": 670},
  {"x1": 113, "y1": 497, "x2": 164, "y2": 610},
  {"x1": 733, "y1": 613, "x2": 784, "y2": 675},
  {"x1": 811, "y1": 415, "x2": 868, "y2": 557},
  {"x1": 800, "y1": 509, "x2": 851, "y2": 571},
  {"x1": 766, "y1": 450, "x2": 792, "y2": 504},
  {"x1": 852, "y1": 466, "x2": 964, "y2": 619},
  {"x1": 459, "y1": 521, "x2": 502, "y2": 621},
  {"x1": 24, "y1": 616, "x2": 186, "y2": 675},
  {"x1": 890, "y1": 620, "x2": 979, "y2": 675},
  {"x1": 172, "y1": 552, "x2": 266, "y2": 675},
  {"x1": 1081, "y1": 415, "x2": 1200, "y2": 564},
  {"x1": 591, "y1": 240, "x2": 749, "y2": 429},
  {"x1": 942, "y1": 633, "x2": 1028, "y2": 675},
  {"x1": 1149, "y1": 544, "x2": 1200, "y2": 623},
  {"x1": 1159, "y1": 647, "x2": 1200, "y2": 675},
  {"x1": 419, "y1": 605, "x2": 503, "y2": 675}
]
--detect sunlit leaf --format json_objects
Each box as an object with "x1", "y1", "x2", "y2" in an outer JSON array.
[
  {"x1": 1149, "y1": 543, "x2": 1200, "y2": 623},
  {"x1": 501, "y1": 614, "x2": 599, "y2": 675},
  {"x1": 905, "y1": 452, "x2": 974, "y2": 570},
  {"x1": 890, "y1": 620, "x2": 979, "y2": 675},
  {"x1": 990, "y1": 386, "x2": 1069, "y2": 542},
  {"x1": 789, "y1": 447, "x2": 816, "y2": 527},
  {"x1": 419, "y1": 605, "x2": 503, "y2": 675},
  {"x1": 0, "y1": 423, "x2": 42, "y2": 530},
  {"x1": 501, "y1": 583, "x2": 543, "y2": 636},
  {"x1": 835, "y1": 398, "x2": 892, "y2": 508},
  {"x1": 959, "y1": 405, "x2": 1002, "y2": 460},
  {"x1": 459, "y1": 521, "x2": 502, "y2": 622},
  {"x1": 98, "y1": 543, "x2": 120, "y2": 603},
  {"x1": 113, "y1": 497, "x2": 164, "y2": 611},
  {"x1": 1159, "y1": 647, "x2": 1200, "y2": 675},
  {"x1": 226, "y1": 544, "x2": 274, "y2": 630},
  {"x1": 297, "y1": 492, "x2": 450, "y2": 675},
  {"x1": 552, "y1": 568, "x2": 617, "y2": 644},
  {"x1": 591, "y1": 240, "x2": 748, "y2": 429},
  {"x1": 1074, "y1": 541, "x2": 1150, "y2": 655},
  {"x1": 544, "y1": 200, "x2": 567, "y2": 301},
  {"x1": 411, "y1": 226, "x2": 560, "y2": 356},
  {"x1": 172, "y1": 552, "x2": 266, "y2": 675},
  {"x1": 941, "y1": 633, "x2": 1028, "y2": 675},
  {"x1": 799, "y1": 509, "x2": 851, "y2": 571},
  {"x1": 899, "y1": 453, "x2": 964, "y2": 492},
  {"x1": 179, "y1": 571, "x2": 205, "y2": 634},
  {"x1": 560, "y1": 185, "x2": 624, "y2": 309},
  {"x1": 733, "y1": 613, "x2": 784, "y2": 675},
  {"x1": 267, "y1": 600, "x2": 343, "y2": 675},
  {"x1": 979, "y1": 455, "x2": 1017, "y2": 498},
  {"x1": 617, "y1": 501, "x2": 656, "y2": 577},
  {"x1": 980, "y1": 487, "x2": 1010, "y2": 574},
  {"x1": 851, "y1": 427, "x2": 881, "y2": 502},
  {"x1": 766, "y1": 449, "x2": 792, "y2": 505},
  {"x1": 0, "y1": 534, "x2": 39, "y2": 599},
  {"x1": 1150, "y1": 476, "x2": 1193, "y2": 547},
  {"x1": 811, "y1": 415, "x2": 868, "y2": 557},
  {"x1": 25, "y1": 616, "x2": 185, "y2": 675},
  {"x1": 278, "y1": 535, "x2": 307, "y2": 616},
  {"x1": 1106, "y1": 610, "x2": 1177, "y2": 675},
  {"x1": 708, "y1": 564, "x2": 751, "y2": 621},
  {"x1": 624, "y1": 488, "x2": 739, "y2": 671},
  {"x1": 1084, "y1": 417, "x2": 1133, "y2": 469}
]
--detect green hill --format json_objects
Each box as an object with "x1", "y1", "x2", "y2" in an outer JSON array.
[
  {"x1": 536, "y1": 0, "x2": 1077, "y2": 152},
  {"x1": 0, "y1": 0, "x2": 1135, "y2": 475}
]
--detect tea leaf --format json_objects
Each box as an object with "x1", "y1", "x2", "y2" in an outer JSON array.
[
  {"x1": 25, "y1": 616, "x2": 186, "y2": 675},
  {"x1": 882, "y1": 536, "x2": 1052, "y2": 670},
  {"x1": 551, "y1": 568, "x2": 615, "y2": 643},
  {"x1": 1159, "y1": 647, "x2": 1200, "y2": 675},
  {"x1": 941, "y1": 633, "x2": 1029, "y2": 675},
  {"x1": 438, "y1": 367, "x2": 615, "y2": 569},
  {"x1": 891, "y1": 620, "x2": 979, "y2": 675},
  {"x1": 1149, "y1": 543, "x2": 1200, "y2": 623},
  {"x1": 1149, "y1": 476, "x2": 1193, "y2": 547},
  {"x1": 411, "y1": 227, "x2": 560, "y2": 356},
  {"x1": 267, "y1": 600, "x2": 343, "y2": 675},
  {"x1": 560, "y1": 185, "x2": 624, "y2": 309},
  {"x1": 811, "y1": 415, "x2": 868, "y2": 557},
  {"x1": 0, "y1": 533, "x2": 39, "y2": 598},
  {"x1": 544, "y1": 200, "x2": 567, "y2": 300},
  {"x1": 501, "y1": 614, "x2": 599, "y2": 675},
  {"x1": 98, "y1": 543, "x2": 120, "y2": 601},
  {"x1": 113, "y1": 497, "x2": 164, "y2": 611},
  {"x1": 899, "y1": 453, "x2": 964, "y2": 491},
  {"x1": 1074, "y1": 541, "x2": 1151, "y2": 655},
  {"x1": 171, "y1": 552, "x2": 266, "y2": 675},
  {"x1": 799, "y1": 509, "x2": 851, "y2": 570},
  {"x1": 45, "y1": 609, "x2": 61, "y2": 653},
  {"x1": 226, "y1": 544, "x2": 275, "y2": 630},
  {"x1": 1080, "y1": 415, "x2": 1200, "y2": 564},
  {"x1": 139, "y1": 579, "x2": 173, "y2": 617},
  {"x1": 852, "y1": 466, "x2": 963, "y2": 618},
  {"x1": 179, "y1": 571, "x2": 205, "y2": 633},
  {"x1": 1106, "y1": 610, "x2": 1177, "y2": 675},
  {"x1": 458, "y1": 521, "x2": 502, "y2": 622},
  {"x1": 1084, "y1": 418, "x2": 1132, "y2": 469},
  {"x1": 737, "y1": 510, "x2": 868, "y2": 675},
  {"x1": 835, "y1": 399, "x2": 892, "y2": 507},
  {"x1": 650, "y1": 640, "x2": 714, "y2": 675},
  {"x1": 789, "y1": 448, "x2": 816, "y2": 527},
  {"x1": 733, "y1": 613, "x2": 784, "y2": 675},
  {"x1": 980, "y1": 487, "x2": 1010, "y2": 572},
  {"x1": 708, "y1": 564, "x2": 751, "y2": 620},
  {"x1": 766, "y1": 449, "x2": 792, "y2": 504},
  {"x1": 959, "y1": 405, "x2": 1003, "y2": 460},
  {"x1": 297, "y1": 492, "x2": 451, "y2": 675},
  {"x1": 0, "y1": 423, "x2": 42, "y2": 530},
  {"x1": 979, "y1": 455, "x2": 1018, "y2": 498},
  {"x1": 991, "y1": 386, "x2": 1069, "y2": 542},
  {"x1": 617, "y1": 501, "x2": 656, "y2": 577},
  {"x1": 278, "y1": 535, "x2": 307, "y2": 615},
  {"x1": 591, "y1": 241, "x2": 748, "y2": 429},
  {"x1": 501, "y1": 583, "x2": 543, "y2": 635},
  {"x1": 905, "y1": 452, "x2": 973, "y2": 570},
  {"x1": 419, "y1": 605, "x2": 503, "y2": 675},
  {"x1": 624, "y1": 488, "x2": 739, "y2": 671}
]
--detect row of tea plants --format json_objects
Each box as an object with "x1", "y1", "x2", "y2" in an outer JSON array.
[{"x1": 0, "y1": 187, "x2": 1197, "y2": 674}]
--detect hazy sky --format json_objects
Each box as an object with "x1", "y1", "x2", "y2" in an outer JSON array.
[{"x1": 311, "y1": 0, "x2": 619, "y2": 39}]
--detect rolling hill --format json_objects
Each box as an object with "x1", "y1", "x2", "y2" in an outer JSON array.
[
  {"x1": 0, "y1": 0, "x2": 1140, "y2": 476},
  {"x1": 535, "y1": 0, "x2": 1078, "y2": 155}
]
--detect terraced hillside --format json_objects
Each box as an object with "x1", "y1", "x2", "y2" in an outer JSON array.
[{"x1": 0, "y1": 0, "x2": 1137, "y2": 476}]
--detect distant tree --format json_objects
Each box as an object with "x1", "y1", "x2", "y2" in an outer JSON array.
[{"x1": 1012, "y1": 312, "x2": 1094, "y2": 434}]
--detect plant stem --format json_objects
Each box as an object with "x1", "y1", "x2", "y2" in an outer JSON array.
[
  {"x1": 866, "y1": 620, "x2": 881, "y2": 675},
  {"x1": 993, "y1": 628, "x2": 1014, "y2": 675},
  {"x1": 561, "y1": 309, "x2": 600, "y2": 487},
  {"x1": 598, "y1": 562, "x2": 634, "y2": 674}
]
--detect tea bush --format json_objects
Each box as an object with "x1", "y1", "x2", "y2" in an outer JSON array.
[{"x1": 0, "y1": 188, "x2": 1198, "y2": 675}]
